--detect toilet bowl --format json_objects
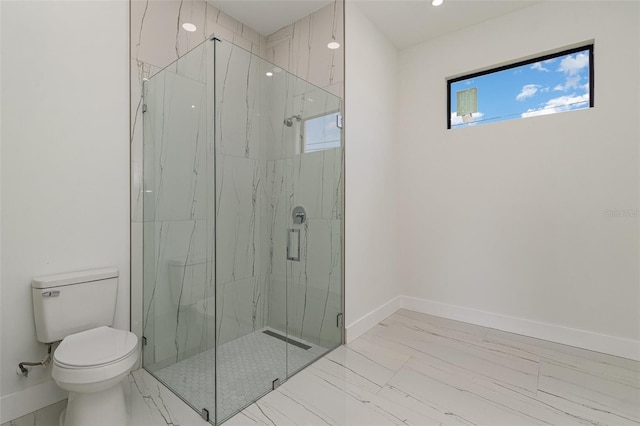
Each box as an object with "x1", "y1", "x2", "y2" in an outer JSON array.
[
  {"x1": 31, "y1": 268, "x2": 138, "y2": 426},
  {"x1": 52, "y1": 326, "x2": 139, "y2": 426}
]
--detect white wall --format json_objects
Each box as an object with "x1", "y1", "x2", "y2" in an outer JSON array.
[
  {"x1": 397, "y1": 1, "x2": 639, "y2": 356},
  {"x1": 344, "y1": 2, "x2": 401, "y2": 341},
  {"x1": 0, "y1": 0, "x2": 129, "y2": 421}
]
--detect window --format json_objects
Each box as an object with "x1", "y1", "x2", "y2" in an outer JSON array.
[
  {"x1": 447, "y1": 45, "x2": 594, "y2": 129},
  {"x1": 303, "y1": 112, "x2": 341, "y2": 153}
]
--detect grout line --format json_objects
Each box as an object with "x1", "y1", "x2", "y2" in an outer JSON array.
[{"x1": 374, "y1": 356, "x2": 412, "y2": 396}]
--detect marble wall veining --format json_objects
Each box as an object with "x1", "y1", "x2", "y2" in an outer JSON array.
[
  {"x1": 263, "y1": 82, "x2": 343, "y2": 347},
  {"x1": 131, "y1": 0, "x2": 344, "y2": 370},
  {"x1": 131, "y1": 0, "x2": 270, "y2": 347},
  {"x1": 265, "y1": 1, "x2": 344, "y2": 98}
]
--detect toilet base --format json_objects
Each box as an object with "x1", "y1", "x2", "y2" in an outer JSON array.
[{"x1": 60, "y1": 380, "x2": 127, "y2": 426}]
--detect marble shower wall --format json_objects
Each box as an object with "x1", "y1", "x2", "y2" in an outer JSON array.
[
  {"x1": 264, "y1": 81, "x2": 343, "y2": 348},
  {"x1": 214, "y1": 40, "x2": 271, "y2": 347},
  {"x1": 265, "y1": 1, "x2": 344, "y2": 98},
  {"x1": 260, "y1": 2, "x2": 345, "y2": 348},
  {"x1": 131, "y1": 0, "x2": 269, "y2": 365},
  {"x1": 132, "y1": 0, "x2": 345, "y2": 365},
  {"x1": 141, "y1": 47, "x2": 216, "y2": 366},
  {"x1": 142, "y1": 39, "x2": 274, "y2": 366}
]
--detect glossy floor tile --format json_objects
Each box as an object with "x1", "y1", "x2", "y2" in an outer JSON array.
[
  {"x1": 5, "y1": 309, "x2": 639, "y2": 425},
  {"x1": 228, "y1": 309, "x2": 639, "y2": 425}
]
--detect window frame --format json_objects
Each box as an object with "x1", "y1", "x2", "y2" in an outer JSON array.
[
  {"x1": 301, "y1": 110, "x2": 342, "y2": 153},
  {"x1": 446, "y1": 44, "x2": 594, "y2": 129}
]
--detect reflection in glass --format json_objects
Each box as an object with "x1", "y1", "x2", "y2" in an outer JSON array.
[{"x1": 142, "y1": 37, "x2": 343, "y2": 424}]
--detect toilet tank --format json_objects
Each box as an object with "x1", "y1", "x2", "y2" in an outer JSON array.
[{"x1": 32, "y1": 268, "x2": 119, "y2": 343}]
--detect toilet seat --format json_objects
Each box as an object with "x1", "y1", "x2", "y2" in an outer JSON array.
[
  {"x1": 54, "y1": 326, "x2": 138, "y2": 368},
  {"x1": 52, "y1": 327, "x2": 139, "y2": 391}
]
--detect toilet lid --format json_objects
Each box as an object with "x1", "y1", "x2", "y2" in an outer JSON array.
[{"x1": 54, "y1": 326, "x2": 138, "y2": 367}]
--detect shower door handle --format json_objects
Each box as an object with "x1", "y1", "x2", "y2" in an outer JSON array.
[{"x1": 287, "y1": 229, "x2": 300, "y2": 261}]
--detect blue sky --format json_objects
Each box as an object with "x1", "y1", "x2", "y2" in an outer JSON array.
[{"x1": 450, "y1": 49, "x2": 591, "y2": 128}]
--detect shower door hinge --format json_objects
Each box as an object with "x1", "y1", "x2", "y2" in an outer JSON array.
[
  {"x1": 201, "y1": 408, "x2": 210, "y2": 421},
  {"x1": 272, "y1": 378, "x2": 281, "y2": 390},
  {"x1": 336, "y1": 113, "x2": 343, "y2": 129},
  {"x1": 337, "y1": 313, "x2": 344, "y2": 328},
  {"x1": 142, "y1": 104, "x2": 147, "y2": 113},
  {"x1": 142, "y1": 336, "x2": 147, "y2": 346}
]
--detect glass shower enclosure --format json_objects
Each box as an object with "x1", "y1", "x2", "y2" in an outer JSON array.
[{"x1": 142, "y1": 37, "x2": 343, "y2": 424}]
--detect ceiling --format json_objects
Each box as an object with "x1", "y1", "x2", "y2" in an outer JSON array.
[
  {"x1": 354, "y1": 0, "x2": 539, "y2": 49},
  {"x1": 210, "y1": 0, "x2": 333, "y2": 36},
  {"x1": 209, "y1": 0, "x2": 538, "y2": 48}
]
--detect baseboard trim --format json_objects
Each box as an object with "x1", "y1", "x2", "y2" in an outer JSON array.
[
  {"x1": 345, "y1": 296, "x2": 403, "y2": 343},
  {"x1": 403, "y1": 296, "x2": 640, "y2": 361},
  {"x1": 346, "y1": 295, "x2": 640, "y2": 361},
  {"x1": 0, "y1": 380, "x2": 67, "y2": 424}
]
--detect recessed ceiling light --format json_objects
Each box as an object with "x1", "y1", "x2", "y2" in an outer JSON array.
[
  {"x1": 327, "y1": 41, "x2": 340, "y2": 50},
  {"x1": 182, "y1": 22, "x2": 197, "y2": 32},
  {"x1": 191, "y1": 105, "x2": 196, "y2": 109},
  {"x1": 432, "y1": 0, "x2": 443, "y2": 6},
  {"x1": 266, "y1": 71, "x2": 273, "y2": 77}
]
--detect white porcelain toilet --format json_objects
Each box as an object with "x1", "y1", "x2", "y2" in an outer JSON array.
[{"x1": 31, "y1": 268, "x2": 139, "y2": 426}]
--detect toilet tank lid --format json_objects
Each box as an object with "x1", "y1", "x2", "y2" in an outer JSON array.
[{"x1": 32, "y1": 267, "x2": 118, "y2": 289}]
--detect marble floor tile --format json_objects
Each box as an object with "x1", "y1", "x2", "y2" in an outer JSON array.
[
  {"x1": 230, "y1": 365, "x2": 442, "y2": 426},
  {"x1": 485, "y1": 328, "x2": 640, "y2": 372},
  {"x1": 126, "y1": 369, "x2": 211, "y2": 426},
  {"x1": 365, "y1": 313, "x2": 541, "y2": 397},
  {"x1": 537, "y1": 360, "x2": 640, "y2": 424},
  {"x1": 381, "y1": 357, "x2": 597, "y2": 426},
  {"x1": 345, "y1": 334, "x2": 412, "y2": 372},
  {"x1": 7, "y1": 309, "x2": 639, "y2": 426},
  {"x1": 314, "y1": 344, "x2": 406, "y2": 393},
  {"x1": 394, "y1": 309, "x2": 491, "y2": 341}
]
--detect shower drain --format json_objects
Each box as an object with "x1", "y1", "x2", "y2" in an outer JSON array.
[{"x1": 262, "y1": 330, "x2": 311, "y2": 350}]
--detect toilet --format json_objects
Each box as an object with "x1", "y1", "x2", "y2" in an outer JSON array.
[{"x1": 31, "y1": 268, "x2": 138, "y2": 426}]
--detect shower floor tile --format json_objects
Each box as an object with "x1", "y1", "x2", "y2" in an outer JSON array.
[{"x1": 153, "y1": 327, "x2": 328, "y2": 422}]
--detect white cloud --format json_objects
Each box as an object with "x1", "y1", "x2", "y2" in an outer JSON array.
[
  {"x1": 516, "y1": 84, "x2": 540, "y2": 101},
  {"x1": 553, "y1": 75, "x2": 581, "y2": 91},
  {"x1": 531, "y1": 62, "x2": 549, "y2": 72},
  {"x1": 451, "y1": 111, "x2": 484, "y2": 127},
  {"x1": 558, "y1": 52, "x2": 589, "y2": 76},
  {"x1": 521, "y1": 93, "x2": 590, "y2": 118}
]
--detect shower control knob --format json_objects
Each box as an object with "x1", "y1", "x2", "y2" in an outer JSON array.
[{"x1": 292, "y1": 206, "x2": 306, "y2": 224}]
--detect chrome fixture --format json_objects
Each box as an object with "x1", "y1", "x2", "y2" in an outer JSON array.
[
  {"x1": 283, "y1": 115, "x2": 301, "y2": 127},
  {"x1": 287, "y1": 229, "x2": 300, "y2": 261},
  {"x1": 292, "y1": 206, "x2": 306, "y2": 224}
]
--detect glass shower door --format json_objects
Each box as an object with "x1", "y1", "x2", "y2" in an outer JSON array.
[
  {"x1": 213, "y1": 39, "x2": 288, "y2": 424},
  {"x1": 213, "y1": 38, "x2": 343, "y2": 422},
  {"x1": 143, "y1": 35, "x2": 343, "y2": 425},
  {"x1": 284, "y1": 82, "x2": 344, "y2": 375},
  {"x1": 142, "y1": 37, "x2": 217, "y2": 420}
]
